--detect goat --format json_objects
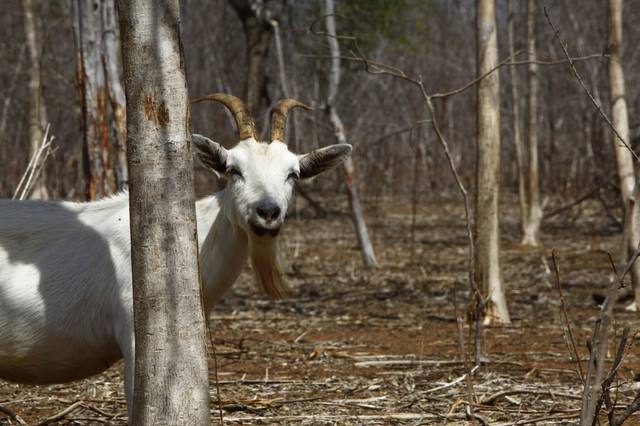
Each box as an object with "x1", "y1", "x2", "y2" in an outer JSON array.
[{"x1": 0, "y1": 93, "x2": 351, "y2": 415}]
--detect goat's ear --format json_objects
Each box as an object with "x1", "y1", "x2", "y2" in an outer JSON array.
[
  {"x1": 192, "y1": 134, "x2": 227, "y2": 173},
  {"x1": 298, "y1": 144, "x2": 352, "y2": 179}
]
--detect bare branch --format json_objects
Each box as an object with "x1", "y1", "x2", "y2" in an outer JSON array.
[
  {"x1": 543, "y1": 6, "x2": 639, "y2": 162},
  {"x1": 551, "y1": 252, "x2": 584, "y2": 383}
]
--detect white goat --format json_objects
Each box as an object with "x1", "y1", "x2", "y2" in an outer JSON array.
[{"x1": 0, "y1": 94, "x2": 351, "y2": 414}]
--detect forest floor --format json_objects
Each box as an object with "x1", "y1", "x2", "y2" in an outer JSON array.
[{"x1": 1, "y1": 194, "x2": 639, "y2": 425}]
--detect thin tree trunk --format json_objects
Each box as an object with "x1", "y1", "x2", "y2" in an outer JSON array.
[
  {"x1": 325, "y1": 0, "x2": 378, "y2": 268},
  {"x1": 102, "y1": 0, "x2": 128, "y2": 191},
  {"x1": 522, "y1": 0, "x2": 542, "y2": 246},
  {"x1": 270, "y1": 18, "x2": 299, "y2": 146},
  {"x1": 507, "y1": 0, "x2": 528, "y2": 239},
  {"x1": 229, "y1": 0, "x2": 277, "y2": 118},
  {"x1": 476, "y1": 0, "x2": 509, "y2": 324},
  {"x1": 607, "y1": 0, "x2": 640, "y2": 309},
  {"x1": 23, "y1": 0, "x2": 49, "y2": 200},
  {"x1": 117, "y1": 0, "x2": 210, "y2": 423},
  {"x1": 73, "y1": 0, "x2": 127, "y2": 200}
]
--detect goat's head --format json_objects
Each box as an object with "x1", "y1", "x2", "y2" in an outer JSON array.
[{"x1": 192, "y1": 93, "x2": 351, "y2": 297}]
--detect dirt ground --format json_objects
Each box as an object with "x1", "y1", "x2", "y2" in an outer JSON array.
[{"x1": 1, "y1": 195, "x2": 639, "y2": 425}]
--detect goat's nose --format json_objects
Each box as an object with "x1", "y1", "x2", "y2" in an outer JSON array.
[{"x1": 256, "y1": 202, "x2": 281, "y2": 222}]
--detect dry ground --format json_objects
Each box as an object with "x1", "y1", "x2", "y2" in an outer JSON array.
[{"x1": 1, "y1": 194, "x2": 639, "y2": 425}]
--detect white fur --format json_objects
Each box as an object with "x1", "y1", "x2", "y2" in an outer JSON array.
[{"x1": 0, "y1": 137, "x2": 349, "y2": 416}]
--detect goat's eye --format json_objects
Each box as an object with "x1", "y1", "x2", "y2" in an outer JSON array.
[
  {"x1": 227, "y1": 167, "x2": 243, "y2": 179},
  {"x1": 287, "y1": 172, "x2": 299, "y2": 181}
]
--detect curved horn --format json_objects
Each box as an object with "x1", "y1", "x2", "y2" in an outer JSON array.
[
  {"x1": 192, "y1": 93, "x2": 256, "y2": 141},
  {"x1": 270, "y1": 99, "x2": 312, "y2": 143}
]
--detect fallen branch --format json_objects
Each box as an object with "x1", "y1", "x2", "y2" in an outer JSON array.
[
  {"x1": 544, "y1": 186, "x2": 601, "y2": 219},
  {"x1": 37, "y1": 401, "x2": 84, "y2": 425},
  {"x1": 0, "y1": 404, "x2": 27, "y2": 425},
  {"x1": 424, "y1": 366, "x2": 480, "y2": 394}
]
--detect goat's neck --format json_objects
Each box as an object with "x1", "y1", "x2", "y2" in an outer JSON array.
[{"x1": 196, "y1": 190, "x2": 248, "y2": 315}]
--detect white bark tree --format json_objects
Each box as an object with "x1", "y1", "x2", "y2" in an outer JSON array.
[
  {"x1": 476, "y1": 0, "x2": 510, "y2": 324},
  {"x1": 325, "y1": 0, "x2": 378, "y2": 268},
  {"x1": 23, "y1": 0, "x2": 49, "y2": 200},
  {"x1": 607, "y1": 0, "x2": 640, "y2": 310},
  {"x1": 117, "y1": 0, "x2": 210, "y2": 423},
  {"x1": 507, "y1": 0, "x2": 527, "y2": 241},
  {"x1": 522, "y1": 0, "x2": 542, "y2": 246}
]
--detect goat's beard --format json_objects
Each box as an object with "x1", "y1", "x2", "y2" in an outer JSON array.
[{"x1": 249, "y1": 236, "x2": 289, "y2": 298}]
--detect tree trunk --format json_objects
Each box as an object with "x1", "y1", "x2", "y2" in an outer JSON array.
[
  {"x1": 325, "y1": 0, "x2": 378, "y2": 268},
  {"x1": 117, "y1": 0, "x2": 210, "y2": 423},
  {"x1": 23, "y1": 0, "x2": 49, "y2": 200},
  {"x1": 507, "y1": 0, "x2": 528, "y2": 240},
  {"x1": 102, "y1": 0, "x2": 128, "y2": 191},
  {"x1": 522, "y1": 0, "x2": 542, "y2": 246},
  {"x1": 476, "y1": 0, "x2": 510, "y2": 324},
  {"x1": 607, "y1": 0, "x2": 640, "y2": 310},
  {"x1": 229, "y1": 0, "x2": 279, "y2": 119},
  {"x1": 73, "y1": 0, "x2": 128, "y2": 200}
]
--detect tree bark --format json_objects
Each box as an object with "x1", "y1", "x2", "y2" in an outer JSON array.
[
  {"x1": 325, "y1": 0, "x2": 378, "y2": 268},
  {"x1": 73, "y1": 0, "x2": 128, "y2": 200},
  {"x1": 507, "y1": 0, "x2": 528, "y2": 241},
  {"x1": 522, "y1": 0, "x2": 542, "y2": 246},
  {"x1": 23, "y1": 0, "x2": 49, "y2": 200},
  {"x1": 117, "y1": 0, "x2": 210, "y2": 423},
  {"x1": 102, "y1": 0, "x2": 128, "y2": 191},
  {"x1": 229, "y1": 0, "x2": 281, "y2": 118},
  {"x1": 476, "y1": 0, "x2": 510, "y2": 324},
  {"x1": 607, "y1": 0, "x2": 640, "y2": 309}
]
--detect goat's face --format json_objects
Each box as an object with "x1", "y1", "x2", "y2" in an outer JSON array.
[
  {"x1": 193, "y1": 136, "x2": 351, "y2": 238},
  {"x1": 191, "y1": 94, "x2": 351, "y2": 298},
  {"x1": 192, "y1": 94, "x2": 351, "y2": 241}
]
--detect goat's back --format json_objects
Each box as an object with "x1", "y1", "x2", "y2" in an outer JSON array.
[{"x1": 0, "y1": 195, "x2": 133, "y2": 383}]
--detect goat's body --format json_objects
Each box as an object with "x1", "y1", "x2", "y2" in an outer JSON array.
[{"x1": 0, "y1": 191, "x2": 247, "y2": 386}]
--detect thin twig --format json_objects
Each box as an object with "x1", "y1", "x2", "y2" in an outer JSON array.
[
  {"x1": 543, "y1": 7, "x2": 639, "y2": 162},
  {"x1": 13, "y1": 123, "x2": 54, "y2": 200},
  {"x1": 429, "y1": 51, "x2": 524, "y2": 99},
  {"x1": 456, "y1": 317, "x2": 475, "y2": 418},
  {"x1": 551, "y1": 252, "x2": 584, "y2": 383},
  {"x1": 544, "y1": 186, "x2": 602, "y2": 219},
  {"x1": 37, "y1": 401, "x2": 84, "y2": 425},
  {"x1": 594, "y1": 327, "x2": 630, "y2": 425},
  {"x1": 298, "y1": 52, "x2": 607, "y2": 102}
]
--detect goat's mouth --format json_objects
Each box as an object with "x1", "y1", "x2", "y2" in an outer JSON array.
[{"x1": 248, "y1": 221, "x2": 281, "y2": 238}]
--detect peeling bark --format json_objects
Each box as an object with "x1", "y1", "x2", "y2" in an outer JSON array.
[{"x1": 73, "y1": 0, "x2": 127, "y2": 200}]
